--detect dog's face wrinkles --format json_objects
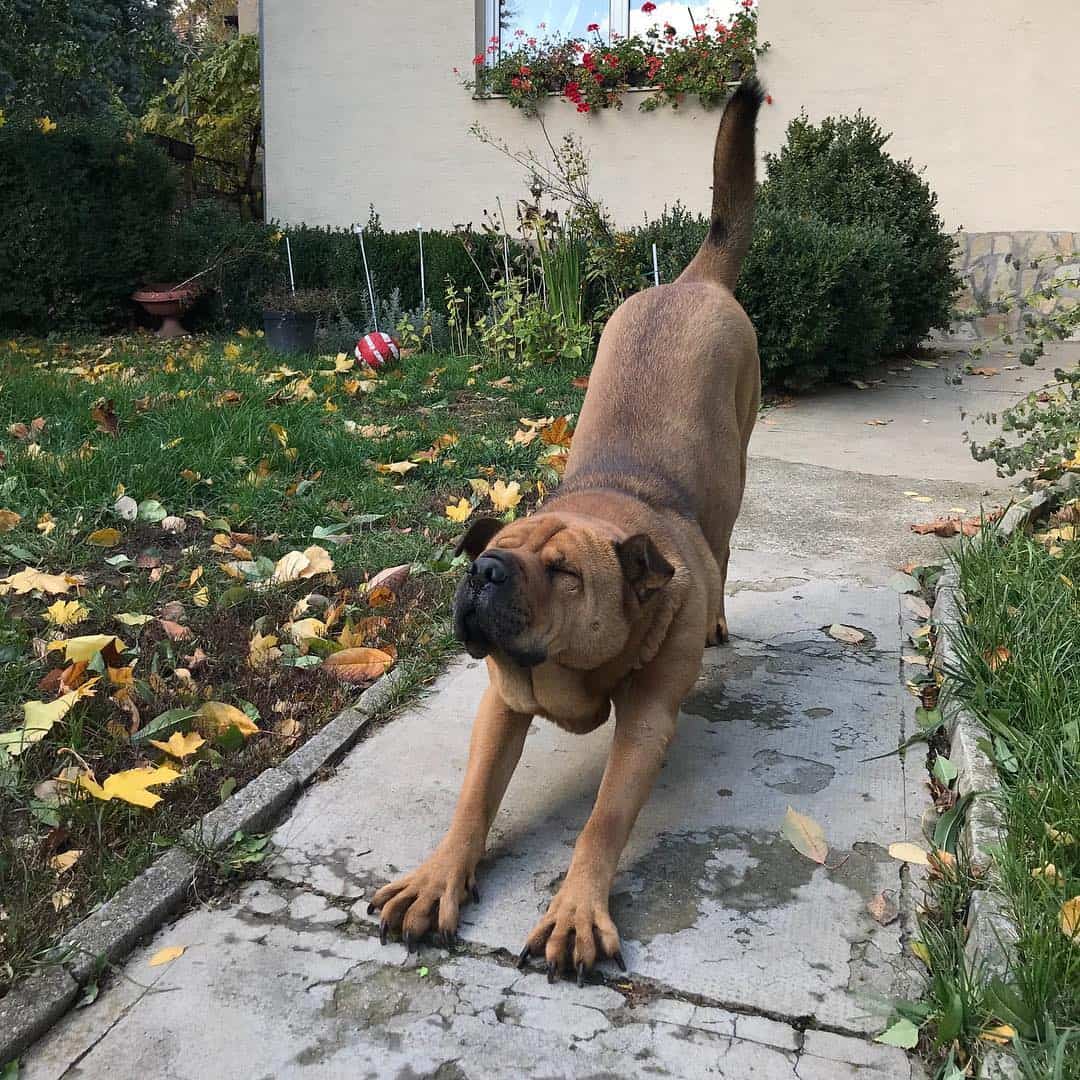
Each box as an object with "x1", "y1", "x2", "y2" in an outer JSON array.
[{"x1": 452, "y1": 512, "x2": 637, "y2": 672}]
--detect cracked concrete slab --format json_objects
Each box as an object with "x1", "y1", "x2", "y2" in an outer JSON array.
[{"x1": 22, "y1": 881, "x2": 916, "y2": 1080}]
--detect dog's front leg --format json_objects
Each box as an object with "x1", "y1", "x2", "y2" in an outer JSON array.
[
  {"x1": 518, "y1": 684, "x2": 680, "y2": 983},
  {"x1": 369, "y1": 683, "x2": 531, "y2": 948}
]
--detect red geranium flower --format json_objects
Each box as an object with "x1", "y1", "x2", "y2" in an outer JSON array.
[
  {"x1": 510, "y1": 76, "x2": 522, "y2": 88},
  {"x1": 472, "y1": 53, "x2": 484, "y2": 65},
  {"x1": 765, "y1": 94, "x2": 774, "y2": 105},
  {"x1": 576, "y1": 101, "x2": 590, "y2": 112},
  {"x1": 582, "y1": 51, "x2": 596, "y2": 69},
  {"x1": 603, "y1": 52, "x2": 619, "y2": 65},
  {"x1": 641, "y1": 1, "x2": 656, "y2": 12},
  {"x1": 594, "y1": 72, "x2": 604, "y2": 84},
  {"x1": 519, "y1": 64, "x2": 531, "y2": 75},
  {"x1": 587, "y1": 22, "x2": 600, "y2": 31}
]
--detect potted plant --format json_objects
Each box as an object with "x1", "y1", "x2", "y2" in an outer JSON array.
[{"x1": 262, "y1": 287, "x2": 340, "y2": 353}]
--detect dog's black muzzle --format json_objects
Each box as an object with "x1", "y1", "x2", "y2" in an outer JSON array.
[{"x1": 452, "y1": 550, "x2": 546, "y2": 667}]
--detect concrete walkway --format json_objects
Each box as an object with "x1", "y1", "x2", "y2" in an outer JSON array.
[{"x1": 22, "y1": 350, "x2": 1069, "y2": 1079}]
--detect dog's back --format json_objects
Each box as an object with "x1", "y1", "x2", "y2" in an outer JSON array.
[{"x1": 566, "y1": 78, "x2": 765, "y2": 545}]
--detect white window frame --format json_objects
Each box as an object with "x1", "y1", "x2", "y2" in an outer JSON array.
[{"x1": 481, "y1": 0, "x2": 631, "y2": 61}]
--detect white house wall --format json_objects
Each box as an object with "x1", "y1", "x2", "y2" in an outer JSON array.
[{"x1": 262, "y1": 0, "x2": 1079, "y2": 234}]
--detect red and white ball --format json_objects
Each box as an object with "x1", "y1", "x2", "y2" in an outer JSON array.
[{"x1": 354, "y1": 332, "x2": 401, "y2": 370}]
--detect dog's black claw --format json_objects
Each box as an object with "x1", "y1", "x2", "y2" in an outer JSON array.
[
  {"x1": 547, "y1": 961, "x2": 557, "y2": 984},
  {"x1": 614, "y1": 950, "x2": 626, "y2": 972},
  {"x1": 516, "y1": 945, "x2": 531, "y2": 969},
  {"x1": 404, "y1": 931, "x2": 415, "y2": 954},
  {"x1": 470, "y1": 883, "x2": 481, "y2": 904},
  {"x1": 379, "y1": 922, "x2": 388, "y2": 946},
  {"x1": 576, "y1": 962, "x2": 586, "y2": 988},
  {"x1": 367, "y1": 903, "x2": 377, "y2": 916}
]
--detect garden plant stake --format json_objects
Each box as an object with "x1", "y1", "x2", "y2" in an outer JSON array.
[{"x1": 354, "y1": 224, "x2": 379, "y2": 333}]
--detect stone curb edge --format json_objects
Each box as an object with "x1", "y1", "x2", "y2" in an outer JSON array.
[{"x1": 0, "y1": 666, "x2": 406, "y2": 1066}]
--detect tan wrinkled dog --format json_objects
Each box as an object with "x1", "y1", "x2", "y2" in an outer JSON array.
[{"x1": 371, "y1": 78, "x2": 765, "y2": 983}]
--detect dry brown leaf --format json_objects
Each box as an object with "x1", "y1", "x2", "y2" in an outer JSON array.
[
  {"x1": 867, "y1": 890, "x2": 899, "y2": 925},
  {"x1": 367, "y1": 585, "x2": 395, "y2": 608},
  {"x1": 51, "y1": 888, "x2": 75, "y2": 912},
  {"x1": 158, "y1": 619, "x2": 192, "y2": 641},
  {"x1": 0, "y1": 509, "x2": 21, "y2": 532},
  {"x1": 571, "y1": 376, "x2": 590, "y2": 390},
  {"x1": 321, "y1": 647, "x2": 394, "y2": 684},
  {"x1": 91, "y1": 398, "x2": 119, "y2": 436},
  {"x1": 984, "y1": 645, "x2": 1011, "y2": 671},
  {"x1": 968, "y1": 367, "x2": 999, "y2": 377},
  {"x1": 540, "y1": 417, "x2": 574, "y2": 448},
  {"x1": 368, "y1": 564, "x2": 410, "y2": 594},
  {"x1": 48, "y1": 849, "x2": 83, "y2": 874},
  {"x1": 827, "y1": 624, "x2": 865, "y2": 645}
]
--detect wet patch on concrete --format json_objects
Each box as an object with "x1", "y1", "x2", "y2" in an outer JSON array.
[
  {"x1": 727, "y1": 576, "x2": 810, "y2": 595},
  {"x1": 682, "y1": 659, "x2": 793, "y2": 731},
  {"x1": 610, "y1": 827, "x2": 819, "y2": 942},
  {"x1": 750, "y1": 750, "x2": 836, "y2": 795}
]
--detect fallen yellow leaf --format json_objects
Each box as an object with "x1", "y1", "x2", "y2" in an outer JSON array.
[
  {"x1": 270, "y1": 545, "x2": 334, "y2": 584},
  {"x1": 48, "y1": 849, "x2": 83, "y2": 873},
  {"x1": 192, "y1": 585, "x2": 210, "y2": 608},
  {"x1": 780, "y1": 806, "x2": 829, "y2": 864},
  {"x1": 79, "y1": 765, "x2": 180, "y2": 808},
  {"x1": 87, "y1": 527, "x2": 122, "y2": 548},
  {"x1": 196, "y1": 701, "x2": 259, "y2": 737},
  {"x1": 47, "y1": 634, "x2": 127, "y2": 663},
  {"x1": 288, "y1": 617, "x2": 326, "y2": 645},
  {"x1": 490, "y1": 480, "x2": 522, "y2": 512},
  {"x1": 1061, "y1": 896, "x2": 1080, "y2": 941},
  {"x1": 115, "y1": 612, "x2": 154, "y2": 626},
  {"x1": 1032, "y1": 863, "x2": 1063, "y2": 886},
  {"x1": 148, "y1": 731, "x2": 205, "y2": 759},
  {"x1": 376, "y1": 460, "x2": 419, "y2": 476},
  {"x1": 0, "y1": 567, "x2": 84, "y2": 596},
  {"x1": 909, "y1": 940, "x2": 931, "y2": 966},
  {"x1": 248, "y1": 631, "x2": 281, "y2": 669},
  {"x1": 51, "y1": 888, "x2": 74, "y2": 912},
  {"x1": 445, "y1": 498, "x2": 473, "y2": 523},
  {"x1": 468, "y1": 478, "x2": 491, "y2": 497},
  {"x1": 45, "y1": 599, "x2": 89, "y2": 627},
  {"x1": 0, "y1": 679, "x2": 100, "y2": 756},
  {"x1": 888, "y1": 842, "x2": 930, "y2": 866},
  {"x1": 148, "y1": 945, "x2": 186, "y2": 966},
  {"x1": 980, "y1": 1024, "x2": 1016, "y2": 1045}
]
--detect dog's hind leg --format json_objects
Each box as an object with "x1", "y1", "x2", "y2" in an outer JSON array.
[{"x1": 706, "y1": 545, "x2": 730, "y2": 646}]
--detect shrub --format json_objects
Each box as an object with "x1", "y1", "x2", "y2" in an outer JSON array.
[
  {"x1": 0, "y1": 119, "x2": 177, "y2": 331},
  {"x1": 737, "y1": 204, "x2": 900, "y2": 391},
  {"x1": 760, "y1": 112, "x2": 960, "y2": 351}
]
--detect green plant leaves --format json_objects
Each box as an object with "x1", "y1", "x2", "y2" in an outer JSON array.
[{"x1": 874, "y1": 1018, "x2": 920, "y2": 1049}]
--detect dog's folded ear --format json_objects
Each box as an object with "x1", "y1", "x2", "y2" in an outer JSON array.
[
  {"x1": 616, "y1": 533, "x2": 675, "y2": 601},
  {"x1": 455, "y1": 517, "x2": 505, "y2": 560}
]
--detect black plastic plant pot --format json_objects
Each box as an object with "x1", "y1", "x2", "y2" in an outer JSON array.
[{"x1": 263, "y1": 310, "x2": 317, "y2": 353}]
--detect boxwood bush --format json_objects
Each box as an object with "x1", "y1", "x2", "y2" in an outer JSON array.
[{"x1": 761, "y1": 111, "x2": 960, "y2": 352}]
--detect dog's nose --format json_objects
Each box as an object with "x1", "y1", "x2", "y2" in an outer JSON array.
[{"x1": 471, "y1": 553, "x2": 509, "y2": 585}]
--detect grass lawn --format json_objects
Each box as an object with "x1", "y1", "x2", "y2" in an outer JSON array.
[
  {"x1": 0, "y1": 331, "x2": 588, "y2": 994},
  {"x1": 934, "y1": 528, "x2": 1080, "y2": 1077}
]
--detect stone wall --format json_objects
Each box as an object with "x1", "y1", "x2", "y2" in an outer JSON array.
[{"x1": 941, "y1": 231, "x2": 1080, "y2": 345}]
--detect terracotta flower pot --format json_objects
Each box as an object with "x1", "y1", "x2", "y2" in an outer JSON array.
[{"x1": 132, "y1": 283, "x2": 200, "y2": 338}]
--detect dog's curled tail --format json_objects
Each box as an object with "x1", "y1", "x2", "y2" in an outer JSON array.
[{"x1": 680, "y1": 75, "x2": 766, "y2": 291}]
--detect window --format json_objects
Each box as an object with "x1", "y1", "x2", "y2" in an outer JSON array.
[{"x1": 481, "y1": 1, "x2": 746, "y2": 58}]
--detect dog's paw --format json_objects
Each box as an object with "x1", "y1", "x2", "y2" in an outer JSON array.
[
  {"x1": 706, "y1": 615, "x2": 730, "y2": 647},
  {"x1": 367, "y1": 850, "x2": 479, "y2": 950},
  {"x1": 517, "y1": 874, "x2": 625, "y2": 986}
]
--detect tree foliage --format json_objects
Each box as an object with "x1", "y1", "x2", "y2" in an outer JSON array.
[
  {"x1": 0, "y1": 0, "x2": 182, "y2": 120},
  {"x1": 143, "y1": 33, "x2": 262, "y2": 217}
]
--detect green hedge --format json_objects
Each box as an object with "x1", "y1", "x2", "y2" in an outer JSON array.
[
  {"x1": 0, "y1": 120, "x2": 177, "y2": 330},
  {"x1": 159, "y1": 206, "x2": 514, "y2": 332}
]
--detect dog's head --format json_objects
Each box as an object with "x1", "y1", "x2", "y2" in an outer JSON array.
[{"x1": 452, "y1": 510, "x2": 674, "y2": 670}]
